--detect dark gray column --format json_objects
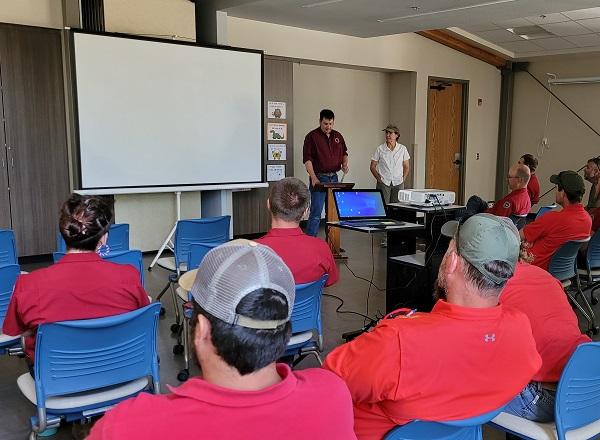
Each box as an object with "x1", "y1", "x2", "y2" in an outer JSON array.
[{"x1": 495, "y1": 62, "x2": 515, "y2": 199}]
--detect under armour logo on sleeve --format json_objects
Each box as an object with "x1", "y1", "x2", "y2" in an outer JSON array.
[{"x1": 484, "y1": 333, "x2": 496, "y2": 343}]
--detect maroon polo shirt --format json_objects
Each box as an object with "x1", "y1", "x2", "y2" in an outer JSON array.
[{"x1": 302, "y1": 127, "x2": 348, "y2": 174}]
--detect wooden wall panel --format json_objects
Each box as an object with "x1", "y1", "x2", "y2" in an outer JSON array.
[
  {"x1": 0, "y1": 24, "x2": 70, "y2": 255},
  {"x1": 233, "y1": 57, "x2": 293, "y2": 236}
]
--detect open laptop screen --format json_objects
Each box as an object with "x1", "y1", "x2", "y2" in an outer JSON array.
[{"x1": 333, "y1": 190, "x2": 388, "y2": 220}]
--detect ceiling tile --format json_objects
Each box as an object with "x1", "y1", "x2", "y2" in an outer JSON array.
[
  {"x1": 493, "y1": 18, "x2": 532, "y2": 28},
  {"x1": 460, "y1": 23, "x2": 502, "y2": 32},
  {"x1": 564, "y1": 33, "x2": 600, "y2": 47},
  {"x1": 540, "y1": 21, "x2": 593, "y2": 36},
  {"x1": 498, "y1": 40, "x2": 542, "y2": 52},
  {"x1": 476, "y1": 29, "x2": 525, "y2": 43},
  {"x1": 579, "y1": 17, "x2": 600, "y2": 32},
  {"x1": 525, "y1": 13, "x2": 570, "y2": 25},
  {"x1": 562, "y1": 7, "x2": 600, "y2": 20},
  {"x1": 532, "y1": 37, "x2": 577, "y2": 50}
]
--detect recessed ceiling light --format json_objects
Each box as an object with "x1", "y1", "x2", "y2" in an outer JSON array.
[
  {"x1": 302, "y1": 0, "x2": 345, "y2": 8},
  {"x1": 410, "y1": 6, "x2": 420, "y2": 11},
  {"x1": 506, "y1": 25, "x2": 554, "y2": 40}
]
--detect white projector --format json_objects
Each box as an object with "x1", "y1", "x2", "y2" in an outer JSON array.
[{"x1": 397, "y1": 189, "x2": 456, "y2": 207}]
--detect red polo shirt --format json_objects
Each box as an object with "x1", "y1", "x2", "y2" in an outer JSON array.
[
  {"x1": 501, "y1": 262, "x2": 590, "y2": 382},
  {"x1": 2, "y1": 253, "x2": 149, "y2": 362},
  {"x1": 87, "y1": 364, "x2": 357, "y2": 440},
  {"x1": 522, "y1": 203, "x2": 591, "y2": 270},
  {"x1": 303, "y1": 127, "x2": 348, "y2": 174},
  {"x1": 487, "y1": 188, "x2": 531, "y2": 217},
  {"x1": 323, "y1": 300, "x2": 541, "y2": 440},
  {"x1": 527, "y1": 174, "x2": 540, "y2": 205},
  {"x1": 256, "y1": 227, "x2": 339, "y2": 286}
]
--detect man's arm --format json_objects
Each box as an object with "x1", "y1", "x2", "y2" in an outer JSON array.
[
  {"x1": 370, "y1": 160, "x2": 382, "y2": 183},
  {"x1": 304, "y1": 160, "x2": 320, "y2": 187},
  {"x1": 323, "y1": 322, "x2": 401, "y2": 404},
  {"x1": 402, "y1": 160, "x2": 410, "y2": 181},
  {"x1": 342, "y1": 154, "x2": 349, "y2": 175}
]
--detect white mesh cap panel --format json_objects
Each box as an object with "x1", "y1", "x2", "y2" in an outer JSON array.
[{"x1": 190, "y1": 240, "x2": 295, "y2": 326}]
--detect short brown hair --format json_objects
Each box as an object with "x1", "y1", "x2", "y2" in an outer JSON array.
[
  {"x1": 59, "y1": 194, "x2": 113, "y2": 251},
  {"x1": 520, "y1": 154, "x2": 538, "y2": 172},
  {"x1": 268, "y1": 177, "x2": 310, "y2": 223}
]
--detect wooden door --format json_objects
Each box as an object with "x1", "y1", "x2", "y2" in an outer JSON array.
[
  {"x1": 0, "y1": 24, "x2": 70, "y2": 255},
  {"x1": 426, "y1": 79, "x2": 465, "y2": 200},
  {"x1": 0, "y1": 82, "x2": 11, "y2": 230}
]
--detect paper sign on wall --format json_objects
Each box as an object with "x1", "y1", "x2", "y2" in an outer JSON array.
[
  {"x1": 267, "y1": 123, "x2": 287, "y2": 141},
  {"x1": 268, "y1": 144, "x2": 286, "y2": 161},
  {"x1": 267, "y1": 101, "x2": 286, "y2": 119},
  {"x1": 267, "y1": 164, "x2": 285, "y2": 181}
]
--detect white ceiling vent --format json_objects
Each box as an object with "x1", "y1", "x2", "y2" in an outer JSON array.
[{"x1": 507, "y1": 25, "x2": 555, "y2": 40}]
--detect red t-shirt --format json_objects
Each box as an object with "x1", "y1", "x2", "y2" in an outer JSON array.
[
  {"x1": 323, "y1": 300, "x2": 541, "y2": 440},
  {"x1": 501, "y1": 262, "x2": 590, "y2": 382},
  {"x1": 527, "y1": 174, "x2": 540, "y2": 205},
  {"x1": 487, "y1": 188, "x2": 531, "y2": 217},
  {"x1": 302, "y1": 127, "x2": 348, "y2": 174},
  {"x1": 87, "y1": 364, "x2": 357, "y2": 440},
  {"x1": 2, "y1": 253, "x2": 149, "y2": 361},
  {"x1": 256, "y1": 227, "x2": 339, "y2": 286},
  {"x1": 522, "y1": 203, "x2": 591, "y2": 270}
]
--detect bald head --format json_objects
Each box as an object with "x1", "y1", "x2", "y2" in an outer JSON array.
[{"x1": 508, "y1": 164, "x2": 530, "y2": 190}]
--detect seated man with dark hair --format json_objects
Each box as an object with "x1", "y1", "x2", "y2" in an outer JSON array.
[
  {"x1": 256, "y1": 177, "x2": 339, "y2": 286},
  {"x1": 323, "y1": 214, "x2": 541, "y2": 440},
  {"x1": 88, "y1": 240, "x2": 356, "y2": 440},
  {"x1": 487, "y1": 164, "x2": 531, "y2": 218},
  {"x1": 521, "y1": 170, "x2": 591, "y2": 270}
]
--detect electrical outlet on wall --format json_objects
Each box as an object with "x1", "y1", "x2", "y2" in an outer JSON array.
[{"x1": 475, "y1": 153, "x2": 480, "y2": 160}]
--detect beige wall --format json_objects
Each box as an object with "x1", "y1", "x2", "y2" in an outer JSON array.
[
  {"x1": 389, "y1": 71, "x2": 417, "y2": 188},
  {"x1": 511, "y1": 53, "x2": 600, "y2": 206},
  {"x1": 0, "y1": 0, "x2": 61, "y2": 28},
  {"x1": 228, "y1": 17, "x2": 501, "y2": 200},
  {"x1": 293, "y1": 63, "x2": 391, "y2": 189}
]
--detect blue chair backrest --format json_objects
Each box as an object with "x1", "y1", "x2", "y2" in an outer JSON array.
[
  {"x1": 0, "y1": 229, "x2": 18, "y2": 266},
  {"x1": 555, "y1": 342, "x2": 600, "y2": 440},
  {"x1": 34, "y1": 303, "x2": 161, "y2": 407},
  {"x1": 291, "y1": 275, "x2": 327, "y2": 336},
  {"x1": 509, "y1": 215, "x2": 527, "y2": 230},
  {"x1": 585, "y1": 229, "x2": 600, "y2": 271},
  {"x1": 536, "y1": 204, "x2": 557, "y2": 219},
  {"x1": 52, "y1": 252, "x2": 66, "y2": 264},
  {"x1": 103, "y1": 250, "x2": 144, "y2": 286},
  {"x1": 187, "y1": 242, "x2": 222, "y2": 271},
  {"x1": 56, "y1": 223, "x2": 130, "y2": 253},
  {"x1": 174, "y1": 216, "x2": 230, "y2": 268},
  {"x1": 0, "y1": 264, "x2": 20, "y2": 329},
  {"x1": 548, "y1": 239, "x2": 589, "y2": 282}
]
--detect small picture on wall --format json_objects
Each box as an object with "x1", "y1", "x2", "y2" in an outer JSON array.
[
  {"x1": 267, "y1": 101, "x2": 287, "y2": 119},
  {"x1": 267, "y1": 123, "x2": 287, "y2": 141},
  {"x1": 268, "y1": 144, "x2": 286, "y2": 161},
  {"x1": 267, "y1": 164, "x2": 285, "y2": 181}
]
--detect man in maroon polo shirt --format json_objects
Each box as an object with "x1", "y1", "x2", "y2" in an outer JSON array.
[
  {"x1": 256, "y1": 177, "x2": 339, "y2": 286},
  {"x1": 303, "y1": 109, "x2": 349, "y2": 236}
]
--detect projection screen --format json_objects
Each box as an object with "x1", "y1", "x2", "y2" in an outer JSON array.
[{"x1": 72, "y1": 32, "x2": 263, "y2": 190}]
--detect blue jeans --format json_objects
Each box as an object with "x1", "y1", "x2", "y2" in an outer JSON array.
[
  {"x1": 306, "y1": 173, "x2": 338, "y2": 237},
  {"x1": 504, "y1": 382, "x2": 555, "y2": 422}
]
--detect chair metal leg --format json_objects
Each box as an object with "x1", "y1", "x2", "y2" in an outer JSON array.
[
  {"x1": 170, "y1": 282, "x2": 181, "y2": 326},
  {"x1": 155, "y1": 280, "x2": 171, "y2": 302},
  {"x1": 567, "y1": 291, "x2": 593, "y2": 325},
  {"x1": 575, "y1": 276, "x2": 597, "y2": 326}
]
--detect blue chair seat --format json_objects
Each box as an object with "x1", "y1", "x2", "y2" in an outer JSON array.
[
  {"x1": 489, "y1": 412, "x2": 600, "y2": 440},
  {"x1": 0, "y1": 264, "x2": 21, "y2": 355}
]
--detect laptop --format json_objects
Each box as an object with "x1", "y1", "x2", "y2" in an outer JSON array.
[{"x1": 332, "y1": 189, "x2": 405, "y2": 228}]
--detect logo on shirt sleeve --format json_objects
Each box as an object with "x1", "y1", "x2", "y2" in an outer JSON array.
[
  {"x1": 503, "y1": 201, "x2": 511, "y2": 209},
  {"x1": 334, "y1": 137, "x2": 340, "y2": 143},
  {"x1": 484, "y1": 333, "x2": 496, "y2": 343}
]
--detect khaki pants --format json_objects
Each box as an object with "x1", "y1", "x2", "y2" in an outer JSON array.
[{"x1": 376, "y1": 181, "x2": 403, "y2": 203}]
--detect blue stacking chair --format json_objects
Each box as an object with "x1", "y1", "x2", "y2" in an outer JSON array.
[
  {"x1": 285, "y1": 275, "x2": 328, "y2": 367},
  {"x1": 104, "y1": 249, "x2": 145, "y2": 287},
  {"x1": 173, "y1": 241, "x2": 224, "y2": 382},
  {"x1": 0, "y1": 229, "x2": 18, "y2": 267},
  {"x1": 0, "y1": 264, "x2": 21, "y2": 354},
  {"x1": 488, "y1": 342, "x2": 600, "y2": 440},
  {"x1": 155, "y1": 216, "x2": 230, "y2": 326},
  {"x1": 56, "y1": 223, "x2": 130, "y2": 254},
  {"x1": 535, "y1": 204, "x2": 557, "y2": 219},
  {"x1": 577, "y1": 229, "x2": 600, "y2": 306},
  {"x1": 548, "y1": 238, "x2": 597, "y2": 335},
  {"x1": 16, "y1": 303, "x2": 161, "y2": 438},
  {"x1": 385, "y1": 406, "x2": 506, "y2": 440}
]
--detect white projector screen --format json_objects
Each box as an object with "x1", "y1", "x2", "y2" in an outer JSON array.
[{"x1": 72, "y1": 32, "x2": 263, "y2": 190}]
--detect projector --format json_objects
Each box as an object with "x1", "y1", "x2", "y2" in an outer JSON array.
[{"x1": 397, "y1": 189, "x2": 455, "y2": 206}]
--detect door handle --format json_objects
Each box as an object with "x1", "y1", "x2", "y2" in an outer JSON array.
[{"x1": 452, "y1": 159, "x2": 462, "y2": 165}]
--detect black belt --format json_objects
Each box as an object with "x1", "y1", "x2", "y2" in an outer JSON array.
[{"x1": 317, "y1": 172, "x2": 337, "y2": 177}]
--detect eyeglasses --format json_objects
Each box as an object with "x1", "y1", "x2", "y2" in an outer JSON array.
[{"x1": 507, "y1": 175, "x2": 519, "y2": 179}]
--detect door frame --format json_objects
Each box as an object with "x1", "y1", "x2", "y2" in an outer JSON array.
[{"x1": 425, "y1": 76, "x2": 469, "y2": 204}]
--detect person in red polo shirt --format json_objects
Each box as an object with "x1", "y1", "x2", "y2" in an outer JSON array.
[
  {"x1": 256, "y1": 177, "x2": 339, "y2": 286},
  {"x1": 303, "y1": 109, "x2": 349, "y2": 236},
  {"x1": 519, "y1": 154, "x2": 540, "y2": 205},
  {"x1": 323, "y1": 214, "x2": 541, "y2": 440},
  {"x1": 521, "y1": 170, "x2": 591, "y2": 271},
  {"x1": 88, "y1": 241, "x2": 356, "y2": 440},
  {"x1": 487, "y1": 164, "x2": 531, "y2": 219},
  {"x1": 2, "y1": 194, "x2": 149, "y2": 368},
  {"x1": 501, "y1": 261, "x2": 591, "y2": 422}
]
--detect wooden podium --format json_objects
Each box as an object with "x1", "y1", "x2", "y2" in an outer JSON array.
[{"x1": 316, "y1": 182, "x2": 355, "y2": 259}]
